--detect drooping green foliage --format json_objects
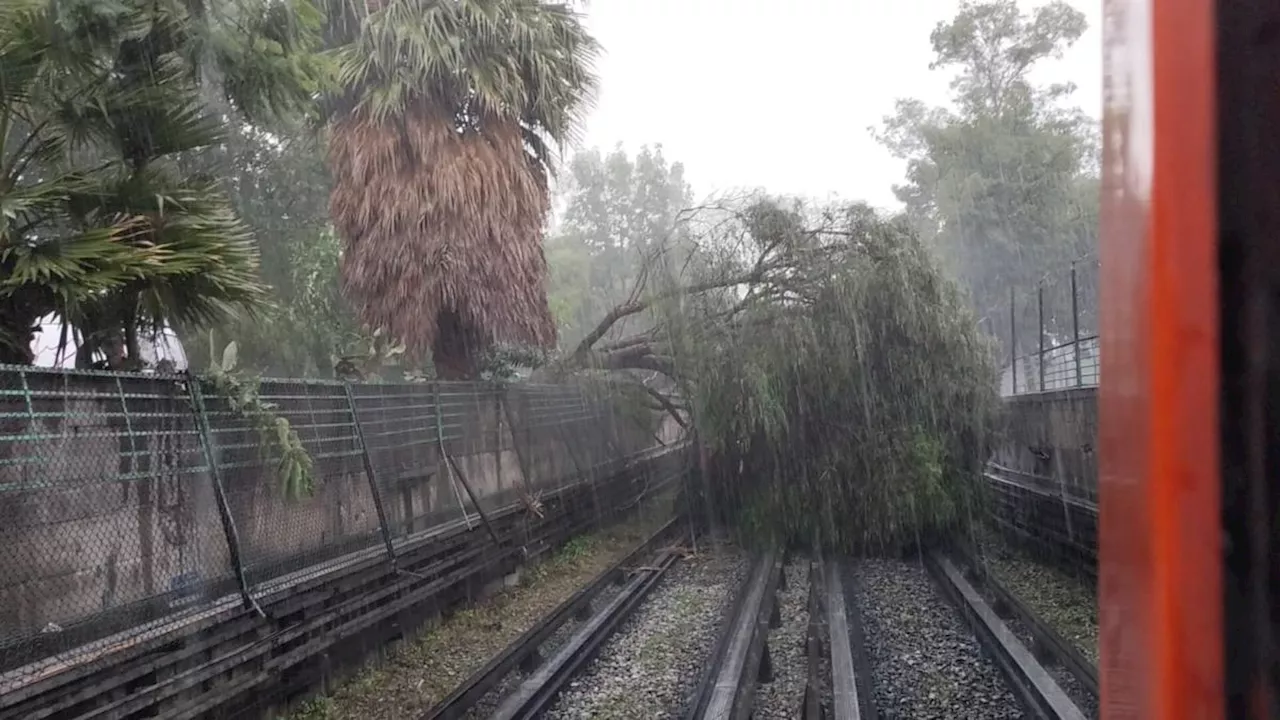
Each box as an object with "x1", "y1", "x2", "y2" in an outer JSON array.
[
  {"x1": 660, "y1": 199, "x2": 999, "y2": 552},
  {"x1": 0, "y1": 0, "x2": 328, "y2": 366},
  {"x1": 202, "y1": 340, "x2": 315, "y2": 498}
]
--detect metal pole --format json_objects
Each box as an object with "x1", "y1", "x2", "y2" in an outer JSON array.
[
  {"x1": 1071, "y1": 264, "x2": 1083, "y2": 387},
  {"x1": 434, "y1": 384, "x2": 502, "y2": 546},
  {"x1": 1009, "y1": 287, "x2": 1018, "y2": 393},
  {"x1": 500, "y1": 390, "x2": 536, "y2": 496},
  {"x1": 187, "y1": 380, "x2": 264, "y2": 617},
  {"x1": 345, "y1": 383, "x2": 397, "y2": 563},
  {"x1": 493, "y1": 387, "x2": 503, "y2": 499},
  {"x1": 1038, "y1": 284, "x2": 1046, "y2": 391}
]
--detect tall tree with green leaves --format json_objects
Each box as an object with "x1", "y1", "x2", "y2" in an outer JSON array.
[
  {"x1": 177, "y1": 116, "x2": 365, "y2": 377},
  {"x1": 0, "y1": 0, "x2": 327, "y2": 366},
  {"x1": 326, "y1": 0, "x2": 599, "y2": 379},
  {"x1": 546, "y1": 144, "x2": 694, "y2": 347},
  {"x1": 875, "y1": 0, "x2": 1097, "y2": 345}
]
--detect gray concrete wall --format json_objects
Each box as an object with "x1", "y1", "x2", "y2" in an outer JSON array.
[{"x1": 994, "y1": 386, "x2": 1099, "y2": 503}]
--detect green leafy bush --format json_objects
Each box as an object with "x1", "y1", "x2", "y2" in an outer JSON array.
[{"x1": 202, "y1": 341, "x2": 315, "y2": 499}]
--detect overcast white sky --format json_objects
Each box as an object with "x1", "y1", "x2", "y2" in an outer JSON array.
[{"x1": 574, "y1": 0, "x2": 1102, "y2": 211}]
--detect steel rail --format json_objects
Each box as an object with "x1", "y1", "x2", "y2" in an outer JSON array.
[
  {"x1": 489, "y1": 549, "x2": 680, "y2": 719},
  {"x1": 801, "y1": 561, "x2": 823, "y2": 720},
  {"x1": 685, "y1": 552, "x2": 783, "y2": 720},
  {"x1": 925, "y1": 551, "x2": 1087, "y2": 720},
  {"x1": 419, "y1": 516, "x2": 684, "y2": 719},
  {"x1": 950, "y1": 544, "x2": 1099, "y2": 699},
  {"x1": 824, "y1": 560, "x2": 877, "y2": 720}
]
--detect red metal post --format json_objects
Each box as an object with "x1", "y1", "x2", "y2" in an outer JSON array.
[{"x1": 1099, "y1": 0, "x2": 1222, "y2": 717}]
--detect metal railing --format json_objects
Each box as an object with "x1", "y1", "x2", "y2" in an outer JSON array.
[
  {"x1": 0, "y1": 365, "x2": 672, "y2": 673},
  {"x1": 995, "y1": 257, "x2": 1100, "y2": 396}
]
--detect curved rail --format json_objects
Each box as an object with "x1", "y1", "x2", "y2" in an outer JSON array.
[
  {"x1": 685, "y1": 552, "x2": 783, "y2": 720},
  {"x1": 419, "y1": 516, "x2": 683, "y2": 720},
  {"x1": 925, "y1": 551, "x2": 1087, "y2": 720}
]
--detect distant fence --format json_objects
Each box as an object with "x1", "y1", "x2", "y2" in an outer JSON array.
[
  {"x1": 0, "y1": 366, "x2": 672, "y2": 672},
  {"x1": 994, "y1": 257, "x2": 1100, "y2": 396}
]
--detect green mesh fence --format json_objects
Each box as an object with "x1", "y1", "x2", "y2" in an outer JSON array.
[{"x1": 0, "y1": 366, "x2": 669, "y2": 676}]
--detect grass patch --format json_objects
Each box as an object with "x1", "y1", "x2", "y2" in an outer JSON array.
[{"x1": 279, "y1": 510, "x2": 672, "y2": 720}]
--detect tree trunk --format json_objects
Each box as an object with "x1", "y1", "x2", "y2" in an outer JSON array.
[
  {"x1": 0, "y1": 315, "x2": 37, "y2": 365},
  {"x1": 431, "y1": 309, "x2": 483, "y2": 380},
  {"x1": 0, "y1": 292, "x2": 50, "y2": 365}
]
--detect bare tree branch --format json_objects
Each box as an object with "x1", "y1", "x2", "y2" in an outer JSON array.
[
  {"x1": 638, "y1": 383, "x2": 688, "y2": 429},
  {"x1": 571, "y1": 266, "x2": 776, "y2": 359}
]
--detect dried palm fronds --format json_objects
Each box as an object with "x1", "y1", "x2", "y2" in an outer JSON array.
[
  {"x1": 330, "y1": 109, "x2": 556, "y2": 371},
  {"x1": 327, "y1": 0, "x2": 598, "y2": 376}
]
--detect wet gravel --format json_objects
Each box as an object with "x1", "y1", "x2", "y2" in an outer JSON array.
[
  {"x1": 853, "y1": 558, "x2": 1024, "y2": 719},
  {"x1": 958, "y1": 559, "x2": 1098, "y2": 717},
  {"x1": 545, "y1": 544, "x2": 748, "y2": 720},
  {"x1": 753, "y1": 559, "x2": 811, "y2": 719},
  {"x1": 284, "y1": 506, "x2": 676, "y2": 720},
  {"x1": 980, "y1": 544, "x2": 1099, "y2": 665},
  {"x1": 463, "y1": 581, "x2": 629, "y2": 718}
]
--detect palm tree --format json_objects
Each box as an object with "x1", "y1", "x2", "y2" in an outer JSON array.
[
  {"x1": 327, "y1": 0, "x2": 598, "y2": 379},
  {"x1": 0, "y1": 0, "x2": 325, "y2": 367}
]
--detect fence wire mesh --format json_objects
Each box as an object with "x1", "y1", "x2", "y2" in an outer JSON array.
[
  {"x1": 0, "y1": 366, "x2": 673, "y2": 679},
  {"x1": 998, "y1": 257, "x2": 1100, "y2": 395}
]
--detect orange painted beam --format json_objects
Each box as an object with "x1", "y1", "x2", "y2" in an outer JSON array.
[{"x1": 1099, "y1": 0, "x2": 1222, "y2": 718}]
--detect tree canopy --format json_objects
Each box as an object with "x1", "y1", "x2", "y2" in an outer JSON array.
[
  {"x1": 545, "y1": 144, "x2": 694, "y2": 349},
  {"x1": 0, "y1": 0, "x2": 327, "y2": 367},
  {"x1": 875, "y1": 0, "x2": 1098, "y2": 347}
]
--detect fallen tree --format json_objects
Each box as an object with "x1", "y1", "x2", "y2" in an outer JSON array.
[{"x1": 549, "y1": 196, "x2": 1000, "y2": 552}]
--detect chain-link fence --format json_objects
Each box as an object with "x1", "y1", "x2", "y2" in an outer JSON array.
[
  {"x1": 993, "y1": 257, "x2": 1100, "y2": 396},
  {"x1": 0, "y1": 366, "x2": 669, "y2": 675}
]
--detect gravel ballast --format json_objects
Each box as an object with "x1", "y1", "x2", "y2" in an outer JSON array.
[
  {"x1": 462, "y1": 580, "x2": 630, "y2": 718},
  {"x1": 285, "y1": 504, "x2": 676, "y2": 720},
  {"x1": 852, "y1": 558, "x2": 1023, "y2": 719},
  {"x1": 545, "y1": 544, "x2": 748, "y2": 720},
  {"x1": 979, "y1": 543, "x2": 1099, "y2": 664},
  {"x1": 966, "y1": 575, "x2": 1098, "y2": 718},
  {"x1": 752, "y1": 560, "x2": 811, "y2": 719}
]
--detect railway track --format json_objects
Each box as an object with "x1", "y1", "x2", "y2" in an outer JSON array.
[
  {"x1": 795, "y1": 553, "x2": 1092, "y2": 720},
  {"x1": 801, "y1": 559, "x2": 877, "y2": 720},
  {"x1": 684, "y1": 553, "x2": 784, "y2": 720},
  {"x1": 941, "y1": 544, "x2": 1099, "y2": 712},
  {"x1": 419, "y1": 542, "x2": 1095, "y2": 720},
  {"x1": 419, "y1": 517, "x2": 686, "y2": 719},
  {"x1": 925, "y1": 549, "x2": 1091, "y2": 720}
]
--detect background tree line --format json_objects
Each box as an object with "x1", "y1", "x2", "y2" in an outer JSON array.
[
  {"x1": 0, "y1": 0, "x2": 1099, "y2": 543},
  {"x1": 875, "y1": 0, "x2": 1099, "y2": 354},
  {"x1": 0, "y1": 0, "x2": 601, "y2": 381}
]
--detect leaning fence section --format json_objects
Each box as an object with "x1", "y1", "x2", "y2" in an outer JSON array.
[{"x1": 0, "y1": 366, "x2": 668, "y2": 675}]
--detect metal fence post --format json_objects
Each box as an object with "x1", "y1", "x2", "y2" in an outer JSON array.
[
  {"x1": 1037, "y1": 283, "x2": 1046, "y2": 391},
  {"x1": 493, "y1": 387, "x2": 503, "y2": 498},
  {"x1": 187, "y1": 379, "x2": 263, "y2": 616},
  {"x1": 1009, "y1": 287, "x2": 1018, "y2": 393},
  {"x1": 344, "y1": 383, "x2": 397, "y2": 563},
  {"x1": 1071, "y1": 264, "x2": 1083, "y2": 387},
  {"x1": 433, "y1": 384, "x2": 502, "y2": 546},
  {"x1": 499, "y1": 390, "x2": 534, "y2": 495}
]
